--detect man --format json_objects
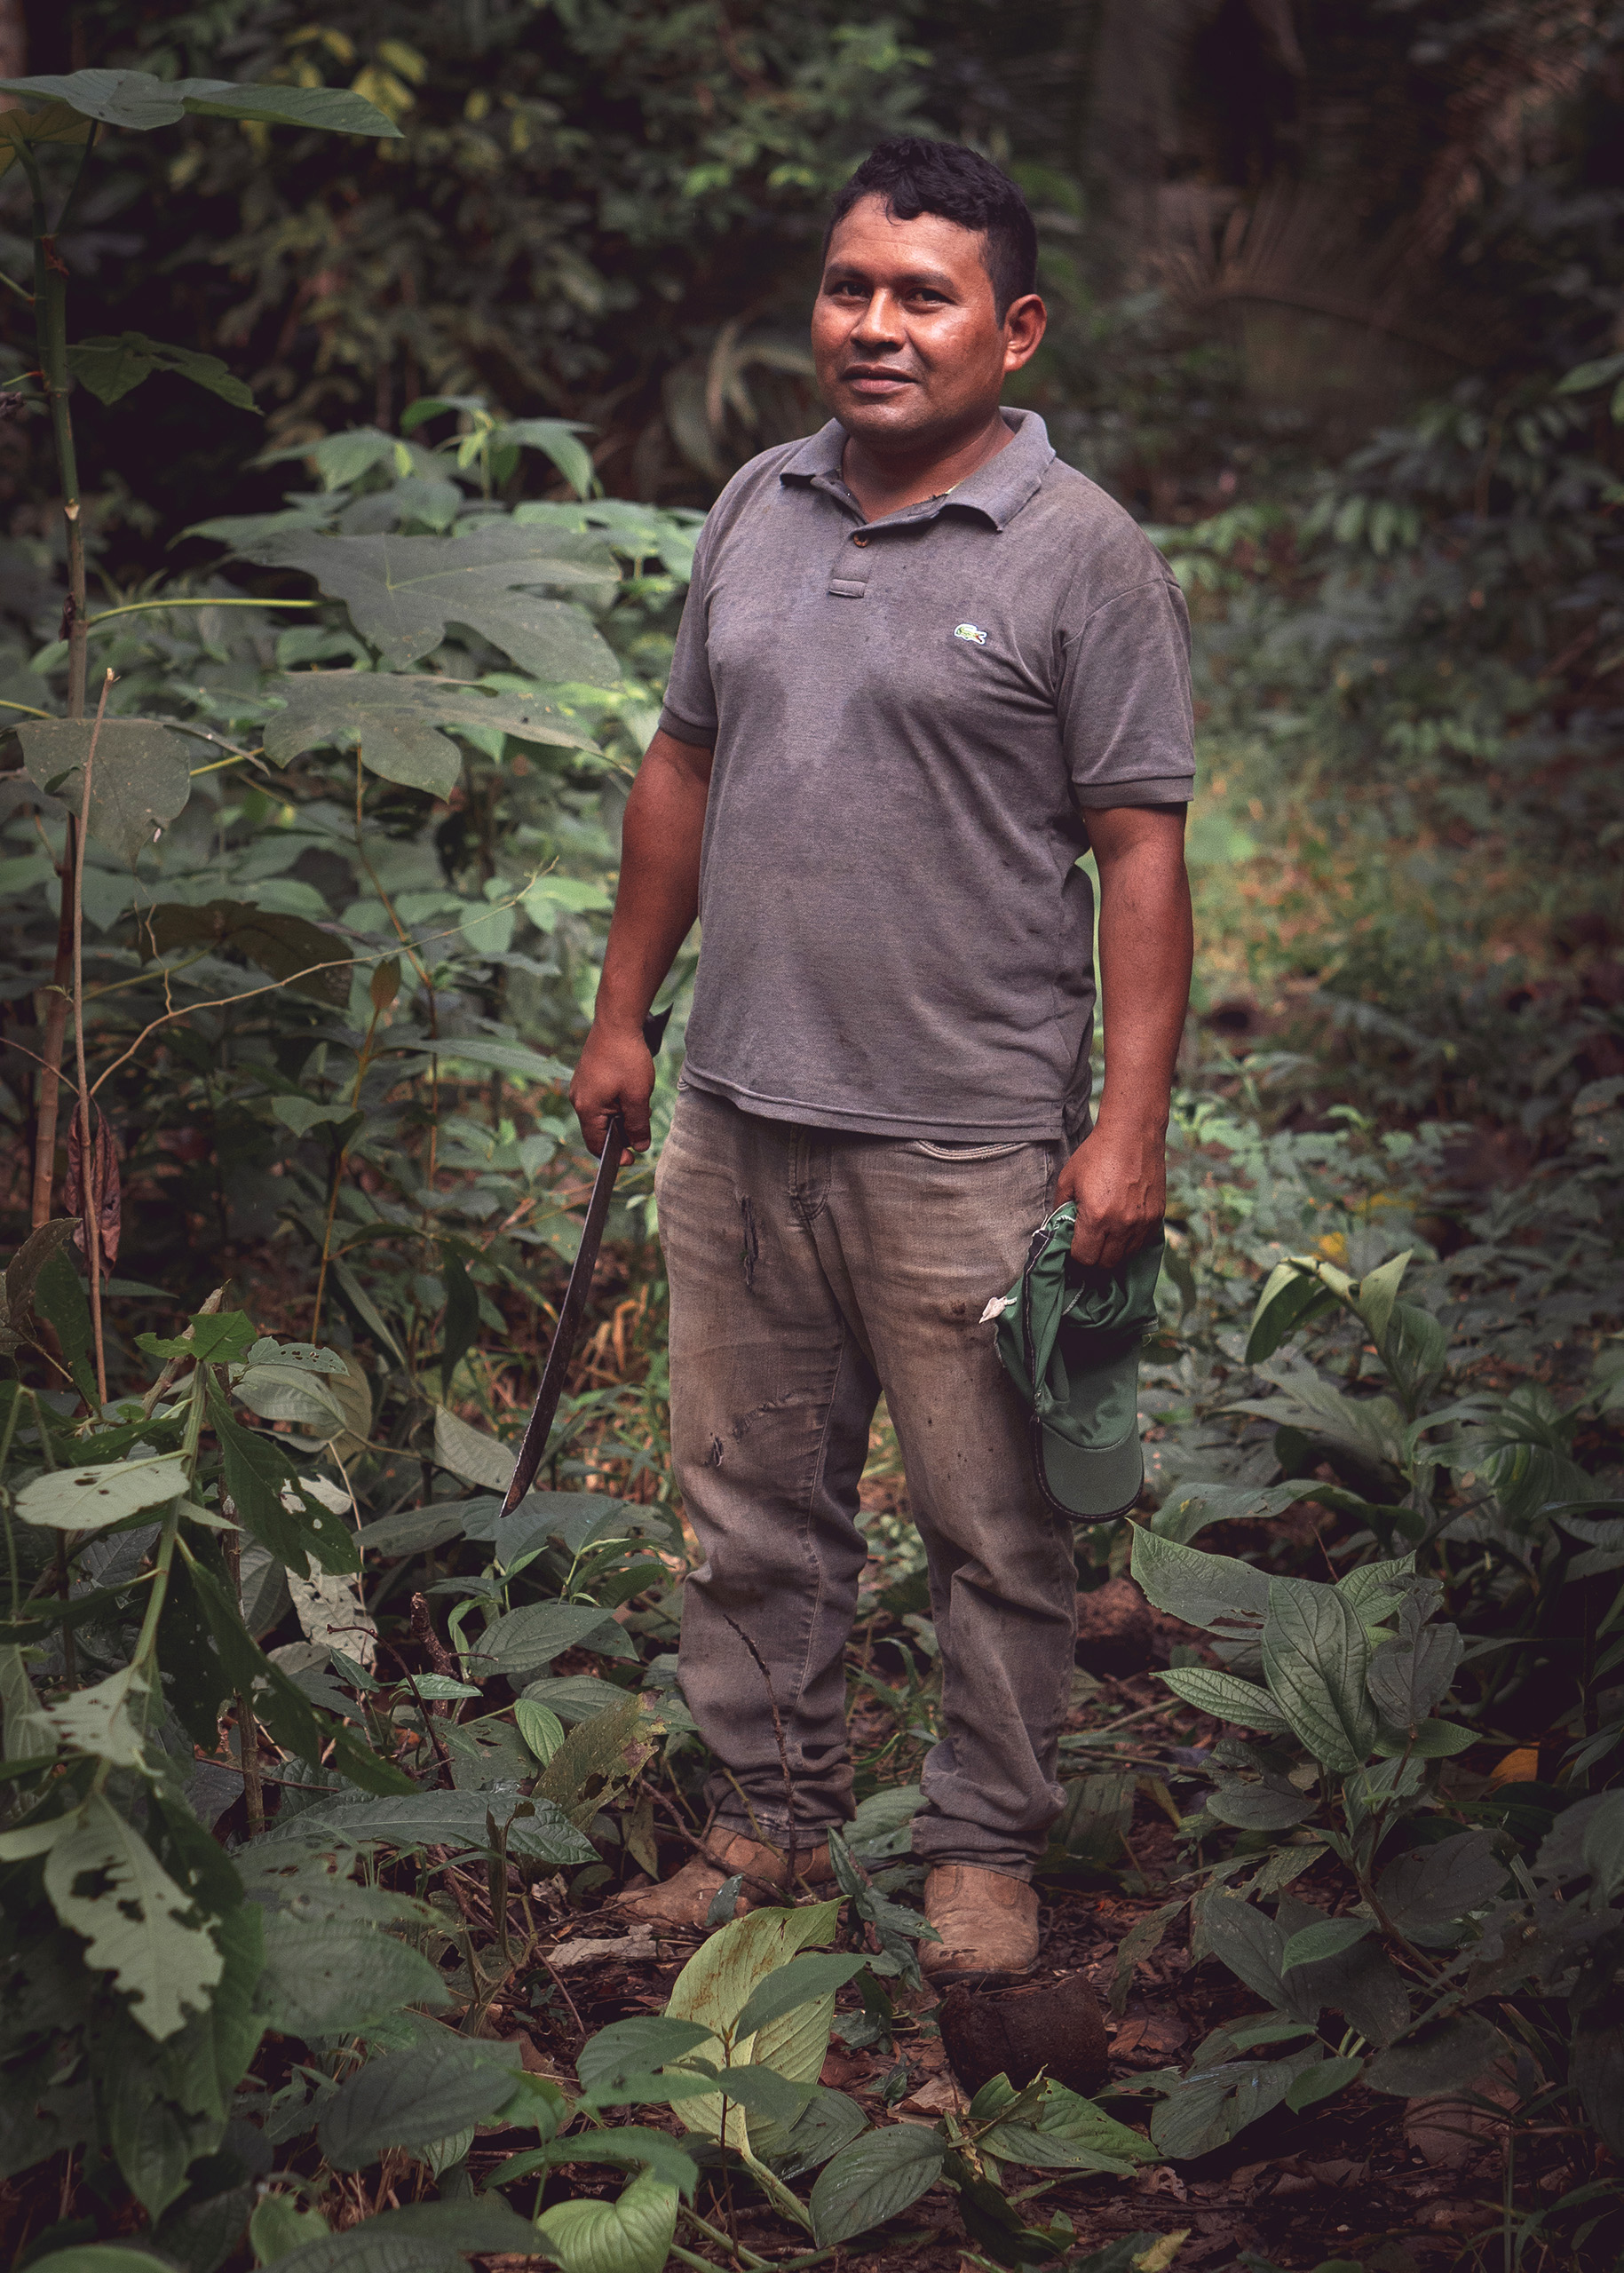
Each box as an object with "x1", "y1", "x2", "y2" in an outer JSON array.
[{"x1": 571, "y1": 138, "x2": 1193, "y2": 1983}]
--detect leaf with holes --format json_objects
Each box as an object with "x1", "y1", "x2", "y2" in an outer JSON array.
[
  {"x1": 245, "y1": 527, "x2": 621, "y2": 679},
  {"x1": 1129, "y1": 1527, "x2": 1270, "y2": 1637},
  {"x1": 537, "y1": 1691, "x2": 664, "y2": 1828},
  {"x1": 16, "y1": 1454, "x2": 189, "y2": 1533},
  {"x1": 44, "y1": 1798, "x2": 223, "y2": 2040}
]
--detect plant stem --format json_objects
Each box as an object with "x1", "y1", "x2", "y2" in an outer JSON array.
[
  {"x1": 29, "y1": 901, "x2": 73, "y2": 1228},
  {"x1": 680, "y1": 2208, "x2": 772, "y2": 2269},
  {"x1": 88, "y1": 596, "x2": 321, "y2": 626},
  {"x1": 72, "y1": 671, "x2": 113, "y2": 1406},
  {"x1": 222, "y1": 1525, "x2": 265, "y2": 1836}
]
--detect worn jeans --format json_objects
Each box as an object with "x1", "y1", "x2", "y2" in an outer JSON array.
[{"x1": 655, "y1": 1087, "x2": 1077, "y2": 1877}]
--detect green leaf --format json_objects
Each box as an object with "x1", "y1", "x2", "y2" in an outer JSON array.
[
  {"x1": 1149, "y1": 2051, "x2": 1315, "y2": 2159},
  {"x1": 208, "y1": 1383, "x2": 351, "y2": 1572},
  {"x1": 1151, "y1": 1477, "x2": 1324, "y2": 1544},
  {"x1": 1366, "y1": 1594, "x2": 1462, "y2": 1731},
  {"x1": 1285, "y1": 2053, "x2": 1361, "y2": 2111},
  {"x1": 536, "y1": 1691, "x2": 663, "y2": 1827},
  {"x1": 16, "y1": 1454, "x2": 189, "y2": 1533},
  {"x1": 536, "y1": 2131, "x2": 699, "y2": 2198},
  {"x1": 3, "y1": 1216, "x2": 81, "y2": 1345},
  {"x1": 1129, "y1": 1527, "x2": 1270, "y2": 1636},
  {"x1": 1555, "y1": 348, "x2": 1624, "y2": 394},
  {"x1": 0, "y1": 98, "x2": 91, "y2": 188},
  {"x1": 497, "y1": 418, "x2": 598, "y2": 501},
  {"x1": 250, "y1": 2192, "x2": 330, "y2": 2264},
  {"x1": 22, "y1": 2253, "x2": 178, "y2": 2273},
  {"x1": 44, "y1": 1797, "x2": 224, "y2": 2040},
  {"x1": 67, "y1": 333, "x2": 256, "y2": 411},
  {"x1": 1376, "y1": 1831, "x2": 1505, "y2": 1937},
  {"x1": 1581, "y1": 1791, "x2": 1624, "y2": 1901},
  {"x1": 233, "y1": 1360, "x2": 347, "y2": 1432},
  {"x1": 1245, "y1": 1258, "x2": 1338, "y2": 1363},
  {"x1": 1156, "y1": 1665, "x2": 1293, "y2": 1731},
  {"x1": 408, "y1": 1036, "x2": 571, "y2": 1085},
  {"x1": 17, "y1": 719, "x2": 194, "y2": 867},
  {"x1": 515, "y1": 1697, "x2": 566, "y2": 1764},
  {"x1": 1109, "y1": 1898, "x2": 1184, "y2": 2019},
  {"x1": 1350, "y1": 1250, "x2": 1410, "y2": 1350},
  {"x1": 139, "y1": 899, "x2": 350, "y2": 1006},
  {"x1": 256, "y1": 1785, "x2": 596, "y2": 1865},
  {"x1": 319, "y1": 2038, "x2": 523, "y2": 2167},
  {"x1": 664, "y1": 1900, "x2": 844, "y2": 2149},
  {"x1": 262, "y1": 672, "x2": 598, "y2": 799},
  {"x1": 535, "y1": 2168, "x2": 680, "y2": 2273},
  {"x1": 987, "y1": 2079, "x2": 1158, "y2": 2167},
  {"x1": 1262, "y1": 1574, "x2": 1378, "y2": 1772},
  {"x1": 771, "y1": 2088, "x2": 871, "y2": 2180},
  {"x1": 808, "y1": 2123, "x2": 947, "y2": 2245},
  {"x1": 575, "y1": 2017, "x2": 719, "y2": 2092},
  {"x1": 432, "y1": 1405, "x2": 515, "y2": 1492},
  {"x1": 246, "y1": 527, "x2": 621, "y2": 680},
  {"x1": 257, "y1": 1913, "x2": 450, "y2": 2037},
  {"x1": 0, "y1": 1643, "x2": 58, "y2": 1764},
  {"x1": 733, "y1": 1953, "x2": 871, "y2": 2041},
  {"x1": 0, "y1": 70, "x2": 402, "y2": 137},
  {"x1": 1280, "y1": 1917, "x2": 1372, "y2": 1973},
  {"x1": 1364, "y1": 2014, "x2": 1501, "y2": 2097},
  {"x1": 1200, "y1": 1892, "x2": 1317, "y2": 2025},
  {"x1": 476, "y1": 1599, "x2": 624, "y2": 1677},
  {"x1": 1203, "y1": 1781, "x2": 1319, "y2": 1831},
  {"x1": 34, "y1": 1247, "x2": 97, "y2": 1404},
  {"x1": 440, "y1": 1248, "x2": 480, "y2": 1392}
]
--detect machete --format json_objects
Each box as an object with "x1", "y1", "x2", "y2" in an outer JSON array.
[{"x1": 497, "y1": 1006, "x2": 670, "y2": 1521}]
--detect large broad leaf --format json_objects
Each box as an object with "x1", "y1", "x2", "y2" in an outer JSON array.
[
  {"x1": 256, "y1": 1785, "x2": 595, "y2": 1865},
  {"x1": 1203, "y1": 1781, "x2": 1319, "y2": 1831},
  {"x1": 976, "y1": 2077, "x2": 1156, "y2": 2173},
  {"x1": 319, "y1": 2037, "x2": 523, "y2": 2167},
  {"x1": 17, "y1": 719, "x2": 194, "y2": 867},
  {"x1": 0, "y1": 99, "x2": 91, "y2": 186},
  {"x1": 139, "y1": 899, "x2": 349, "y2": 1006},
  {"x1": 23, "y1": 2255, "x2": 178, "y2": 2273},
  {"x1": 733, "y1": 1953, "x2": 870, "y2": 2040},
  {"x1": 0, "y1": 70, "x2": 401, "y2": 137},
  {"x1": 0, "y1": 1643, "x2": 58, "y2": 1763},
  {"x1": 257, "y1": 1913, "x2": 451, "y2": 2037},
  {"x1": 1262, "y1": 1574, "x2": 1378, "y2": 1772},
  {"x1": 1156, "y1": 1664, "x2": 1293, "y2": 1732},
  {"x1": 68, "y1": 333, "x2": 255, "y2": 411},
  {"x1": 208, "y1": 1382, "x2": 355, "y2": 1574},
  {"x1": 262, "y1": 671, "x2": 599, "y2": 799},
  {"x1": 808, "y1": 2124, "x2": 947, "y2": 2245},
  {"x1": 535, "y1": 2169, "x2": 680, "y2": 2273},
  {"x1": 1232, "y1": 1366, "x2": 1408, "y2": 1479},
  {"x1": 16, "y1": 1454, "x2": 189, "y2": 1533},
  {"x1": 665, "y1": 1901, "x2": 843, "y2": 2149},
  {"x1": 1364, "y1": 2014, "x2": 1502, "y2": 2097},
  {"x1": 1129, "y1": 1526, "x2": 1270, "y2": 1637},
  {"x1": 44, "y1": 1798, "x2": 223, "y2": 2041},
  {"x1": 1376, "y1": 1831, "x2": 1506, "y2": 1939},
  {"x1": 245, "y1": 526, "x2": 621, "y2": 679},
  {"x1": 576, "y1": 2017, "x2": 719, "y2": 2093},
  {"x1": 771, "y1": 2088, "x2": 871, "y2": 2180}
]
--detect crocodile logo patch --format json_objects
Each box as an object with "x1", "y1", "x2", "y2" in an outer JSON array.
[{"x1": 953, "y1": 622, "x2": 988, "y2": 645}]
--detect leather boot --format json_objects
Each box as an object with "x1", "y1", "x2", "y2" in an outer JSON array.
[
  {"x1": 920, "y1": 1864, "x2": 1040, "y2": 1987},
  {"x1": 609, "y1": 1832, "x2": 836, "y2": 1934}
]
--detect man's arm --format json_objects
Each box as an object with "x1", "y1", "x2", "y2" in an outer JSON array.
[
  {"x1": 1055, "y1": 803, "x2": 1192, "y2": 1268},
  {"x1": 570, "y1": 727, "x2": 715, "y2": 1160}
]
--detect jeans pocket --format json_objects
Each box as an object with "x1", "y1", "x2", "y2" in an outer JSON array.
[{"x1": 908, "y1": 1138, "x2": 1034, "y2": 1162}]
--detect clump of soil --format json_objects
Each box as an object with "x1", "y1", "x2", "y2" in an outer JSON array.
[{"x1": 939, "y1": 1970, "x2": 1109, "y2": 2095}]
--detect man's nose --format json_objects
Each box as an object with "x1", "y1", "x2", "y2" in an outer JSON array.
[{"x1": 850, "y1": 290, "x2": 904, "y2": 349}]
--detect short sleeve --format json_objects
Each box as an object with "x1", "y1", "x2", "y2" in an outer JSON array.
[
  {"x1": 1057, "y1": 574, "x2": 1195, "y2": 807},
  {"x1": 657, "y1": 517, "x2": 719, "y2": 745}
]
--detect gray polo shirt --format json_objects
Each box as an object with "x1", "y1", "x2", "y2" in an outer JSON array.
[{"x1": 657, "y1": 408, "x2": 1194, "y2": 1146}]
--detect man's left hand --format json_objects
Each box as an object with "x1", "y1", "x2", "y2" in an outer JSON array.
[{"x1": 1055, "y1": 1123, "x2": 1165, "y2": 1270}]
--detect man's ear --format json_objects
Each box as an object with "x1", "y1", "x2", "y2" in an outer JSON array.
[{"x1": 1003, "y1": 292, "x2": 1048, "y2": 372}]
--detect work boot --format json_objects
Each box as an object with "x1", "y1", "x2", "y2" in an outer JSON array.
[
  {"x1": 920, "y1": 1864, "x2": 1040, "y2": 1988},
  {"x1": 610, "y1": 1832, "x2": 836, "y2": 1935}
]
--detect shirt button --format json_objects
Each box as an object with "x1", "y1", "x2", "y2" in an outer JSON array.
[{"x1": 852, "y1": 533, "x2": 870, "y2": 547}]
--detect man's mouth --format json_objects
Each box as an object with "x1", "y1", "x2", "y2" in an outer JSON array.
[{"x1": 841, "y1": 366, "x2": 914, "y2": 395}]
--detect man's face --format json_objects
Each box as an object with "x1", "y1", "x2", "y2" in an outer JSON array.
[{"x1": 812, "y1": 194, "x2": 1044, "y2": 451}]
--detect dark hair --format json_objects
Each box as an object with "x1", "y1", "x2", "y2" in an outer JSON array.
[{"x1": 823, "y1": 139, "x2": 1039, "y2": 319}]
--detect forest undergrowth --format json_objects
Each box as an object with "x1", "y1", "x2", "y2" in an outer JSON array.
[{"x1": 1, "y1": 48, "x2": 1622, "y2": 2273}]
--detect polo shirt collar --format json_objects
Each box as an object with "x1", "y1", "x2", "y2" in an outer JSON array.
[{"x1": 779, "y1": 408, "x2": 1055, "y2": 532}]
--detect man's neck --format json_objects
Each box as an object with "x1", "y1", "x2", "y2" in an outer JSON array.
[{"x1": 839, "y1": 408, "x2": 1013, "y2": 522}]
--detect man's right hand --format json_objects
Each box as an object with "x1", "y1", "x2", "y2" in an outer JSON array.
[{"x1": 570, "y1": 1021, "x2": 656, "y2": 1161}]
